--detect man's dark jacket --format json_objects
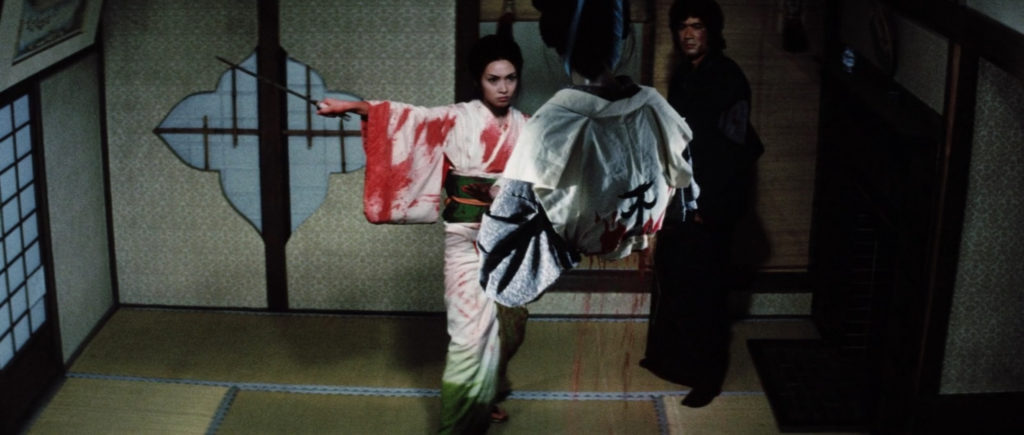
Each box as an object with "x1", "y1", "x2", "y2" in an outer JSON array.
[{"x1": 667, "y1": 50, "x2": 764, "y2": 226}]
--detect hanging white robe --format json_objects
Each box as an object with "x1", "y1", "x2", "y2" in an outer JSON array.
[{"x1": 479, "y1": 86, "x2": 694, "y2": 307}]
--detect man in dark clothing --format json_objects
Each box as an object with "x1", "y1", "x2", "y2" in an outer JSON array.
[{"x1": 641, "y1": 0, "x2": 764, "y2": 408}]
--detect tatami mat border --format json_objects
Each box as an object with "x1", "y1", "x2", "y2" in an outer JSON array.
[
  {"x1": 123, "y1": 306, "x2": 809, "y2": 323},
  {"x1": 207, "y1": 386, "x2": 239, "y2": 435},
  {"x1": 124, "y1": 306, "x2": 446, "y2": 320},
  {"x1": 124, "y1": 306, "x2": 655, "y2": 322},
  {"x1": 67, "y1": 373, "x2": 442, "y2": 397},
  {"x1": 67, "y1": 372, "x2": 763, "y2": 400},
  {"x1": 654, "y1": 397, "x2": 669, "y2": 435},
  {"x1": 124, "y1": 306, "x2": 645, "y2": 322}
]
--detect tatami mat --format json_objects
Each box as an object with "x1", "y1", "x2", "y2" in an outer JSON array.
[
  {"x1": 25, "y1": 308, "x2": 847, "y2": 434},
  {"x1": 214, "y1": 392, "x2": 659, "y2": 434},
  {"x1": 70, "y1": 309, "x2": 448, "y2": 388},
  {"x1": 70, "y1": 309, "x2": 817, "y2": 394},
  {"x1": 661, "y1": 394, "x2": 865, "y2": 435},
  {"x1": 508, "y1": 317, "x2": 817, "y2": 394},
  {"x1": 489, "y1": 398, "x2": 659, "y2": 434},
  {"x1": 27, "y1": 377, "x2": 228, "y2": 434},
  {"x1": 215, "y1": 391, "x2": 441, "y2": 434}
]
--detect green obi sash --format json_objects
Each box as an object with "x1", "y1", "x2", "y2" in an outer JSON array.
[{"x1": 443, "y1": 173, "x2": 496, "y2": 223}]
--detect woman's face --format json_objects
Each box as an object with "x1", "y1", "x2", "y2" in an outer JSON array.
[{"x1": 479, "y1": 60, "x2": 518, "y2": 111}]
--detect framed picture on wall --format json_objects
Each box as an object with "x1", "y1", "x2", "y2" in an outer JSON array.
[
  {"x1": 0, "y1": 0, "x2": 104, "y2": 91},
  {"x1": 14, "y1": 0, "x2": 88, "y2": 63}
]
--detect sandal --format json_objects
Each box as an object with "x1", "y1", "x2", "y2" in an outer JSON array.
[{"x1": 490, "y1": 405, "x2": 509, "y2": 423}]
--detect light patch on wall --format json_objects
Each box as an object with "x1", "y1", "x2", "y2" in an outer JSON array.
[
  {"x1": 967, "y1": 0, "x2": 1024, "y2": 34},
  {"x1": 943, "y1": 59, "x2": 1024, "y2": 394}
]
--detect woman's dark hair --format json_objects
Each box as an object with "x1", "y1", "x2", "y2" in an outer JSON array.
[
  {"x1": 533, "y1": 0, "x2": 632, "y2": 80},
  {"x1": 669, "y1": 0, "x2": 726, "y2": 51},
  {"x1": 468, "y1": 33, "x2": 524, "y2": 84}
]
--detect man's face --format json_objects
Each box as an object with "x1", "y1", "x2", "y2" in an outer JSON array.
[{"x1": 677, "y1": 17, "x2": 709, "y2": 62}]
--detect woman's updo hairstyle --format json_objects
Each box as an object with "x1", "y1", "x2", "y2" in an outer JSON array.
[
  {"x1": 467, "y1": 33, "x2": 524, "y2": 84},
  {"x1": 534, "y1": 0, "x2": 632, "y2": 80}
]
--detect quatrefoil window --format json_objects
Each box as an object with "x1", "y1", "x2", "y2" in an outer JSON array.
[{"x1": 154, "y1": 52, "x2": 364, "y2": 233}]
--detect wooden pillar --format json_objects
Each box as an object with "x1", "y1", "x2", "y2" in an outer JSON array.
[{"x1": 257, "y1": 0, "x2": 290, "y2": 311}]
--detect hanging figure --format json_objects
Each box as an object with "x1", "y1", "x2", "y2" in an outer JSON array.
[
  {"x1": 317, "y1": 32, "x2": 529, "y2": 434},
  {"x1": 478, "y1": 0, "x2": 695, "y2": 308}
]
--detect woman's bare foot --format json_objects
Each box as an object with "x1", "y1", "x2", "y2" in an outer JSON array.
[{"x1": 490, "y1": 405, "x2": 509, "y2": 423}]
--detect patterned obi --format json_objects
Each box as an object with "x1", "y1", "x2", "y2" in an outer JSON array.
[{"x1": 443, "y1": 173, "x2": 496, "y2": 223}]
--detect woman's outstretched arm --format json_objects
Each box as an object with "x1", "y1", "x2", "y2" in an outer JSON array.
[{"x1": 316, "y1": 98, "x2": 369, "y2": 117}]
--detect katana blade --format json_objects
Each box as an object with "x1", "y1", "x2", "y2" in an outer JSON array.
[{"x1": 216, "y1": 56, "x2": 320, "y2": 108}]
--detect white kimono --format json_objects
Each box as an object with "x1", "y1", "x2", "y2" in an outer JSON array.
[
  {"x1": 479, "y1": 85, "x2": 694, "y2": 307},
  {"x1": 360, "y1": 99, "x2": 529, "y2": 433}
]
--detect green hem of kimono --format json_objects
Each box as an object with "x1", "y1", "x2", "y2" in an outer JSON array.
[{"x1": 439, "y1": 381, "x2": 491, "y2": 434}]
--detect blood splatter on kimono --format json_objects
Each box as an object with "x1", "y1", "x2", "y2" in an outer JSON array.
[{"x1": 360, "y1": 99, "x2": 529, "y2": 434}]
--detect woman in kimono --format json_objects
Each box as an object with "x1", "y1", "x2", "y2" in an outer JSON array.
[
  {"x1": 317, "y1": 33, "x2": 528, "y2": 434},
  {"x1": 478, "y1": 0, "x2": 696, "y2": 307}
]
